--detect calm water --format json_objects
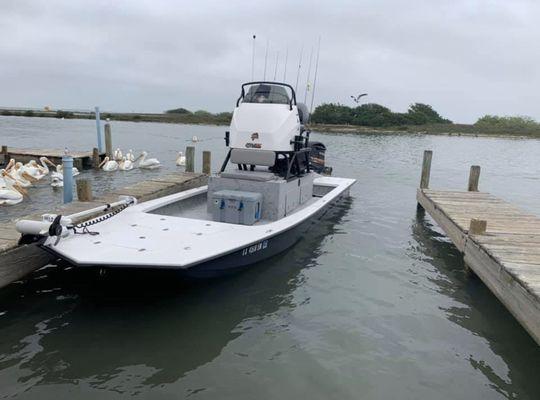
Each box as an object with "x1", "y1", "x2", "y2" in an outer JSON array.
[{"x1": 0, "y1": 116, "x2": 539, "y2": 399}]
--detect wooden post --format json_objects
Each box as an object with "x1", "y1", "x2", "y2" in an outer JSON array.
[
  {"x1": 468, "y1": 165, "x2": 481, "y2": 192},
  {"x1": 202, "y1": 151, "x2": 211, "y2": 175},
  {"x1": 92, "y1": 147, "x2": 100, "y2": 169},
  {"x1": 104, "y1": 123, "x2": 113, "y2": 158},
  {"x1": 1, "y1": 145, "x2": 7, "y2": 165},
  {"x1": 185, "y1": 146, "x2": 195, "y2": 173},
  {"x1": 419, "y1": 150, "x2": 432, "y2": 189},
  {"x1": 76, "y1": 179, "x2": 93, "y2": 202},
  {"x1": 469, "y1": 219, "x2": 487, "y2": 235},
  {"x1": 95, "y1": 106, "x2": 103, "y2": 153}
]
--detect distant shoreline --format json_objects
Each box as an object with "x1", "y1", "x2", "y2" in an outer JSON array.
[{"x1": 2, "y1": 109, "x2": 539, "y2": 139}]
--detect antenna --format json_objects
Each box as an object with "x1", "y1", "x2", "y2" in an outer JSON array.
[
  {"x1": 251, "y1": 34, "x2": 256, "y2": 81},
  {"x1": 310, "y1": 37, "x2": 321, "y2": 114},
  {"x1": 273, "y1": 51, "x2": 279, "y2": 81},
  {"x1": 294, "y1": 45, "x2": 303, "y2": 93},
  {"x1": 263, "y1": 39, "x2": 269, "y2": 80},
  {"x1": 283, "y1": 46, "x2": 288, "y2": 81},
  {"x1": 304, "y1": 46, "x2": 314, "y2": 103}
]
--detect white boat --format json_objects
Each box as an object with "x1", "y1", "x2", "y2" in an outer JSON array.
[{"x1": 16, "y1": 82, "x2": 355, "y2": 278}]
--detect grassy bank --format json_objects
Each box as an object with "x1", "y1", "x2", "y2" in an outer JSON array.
[
  {"x1": 3, "y1": 108, "x2": 540, "y2": 138},
  {"x1": 309, "y1": 122, "x2": 540, "y2": 138},
  {"x1": 0, "y1": 109, "x2": 231, "y2": 126}
]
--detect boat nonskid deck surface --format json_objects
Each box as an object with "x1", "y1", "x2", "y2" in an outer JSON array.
[{"x1": 44, "y1": 176, "x2": 355, "y2": 269}]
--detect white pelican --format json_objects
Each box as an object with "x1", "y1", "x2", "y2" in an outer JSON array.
[
  {"x1": 126, "y1": 149, "x2": 135, "y2": 162},
  {"x1": 99, "y1": 156, "x2": 119, "y2": 172},
  {"x1": 51, "y1": 176, "x2": 63, "y2": 188},
  {"x1": 39, "y1": 157, "x2": 52, "y2": 175},
  {"x1": 113, "y1": 148, "x2": 123, "y2": 162},
  {"x1": 176, "y1": 151, "x2": 186, "y2": 166},
  {"x1": 136, "y1": 151, "x2": 161, "y2": 169},
  {"x1": 55, "y1": 164, "x2": 80, "y2": 177},
  {"x1": 191, "y1": 135, "x2": 199, "y2": 142},
  {"x1": 22, "y1": 160, "x2": 47, "y2": 180},
  {"x1": 119, "y1": 157, "x2": 134, "y2": 171},
  {"x1": 45, "y1": 159, "x2": 80, "y2": 178},
  {"x1": 8, "y1": 162, "x2": 35, "y2": 187},
  {"x1": 0, "y1": 171, "x2": 25, "y2": 205}
]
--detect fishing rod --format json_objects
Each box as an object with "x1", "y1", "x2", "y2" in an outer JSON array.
[
  {"x1": 263, "y1": 39, "x2": 269, "y2": 80},
  {"x1": 283, "y1": 46, "x2": 288, "y2": 82},
  {"x1": 273, "y1": 51, "x2": 279, "y2": 81},
  {"x1": 251, "y1": 34, "x2": 256, "y2": 81},
  {"x1": 294, "y1": 45, "x2": 303, "y2": 93},
  {"x1": 310, "y1": 37, "x2": 321, "y2": 114},
  {"x1": 304, "y1": 46, "x2": 314, "y2": 104}
]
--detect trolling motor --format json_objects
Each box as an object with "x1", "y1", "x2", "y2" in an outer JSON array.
[{"x1": 16, "y1": 196, "x2": 137, "y2": 246}]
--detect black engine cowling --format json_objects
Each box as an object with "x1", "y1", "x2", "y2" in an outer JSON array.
[{"x1": 308, "y1": 141, "x2": 327, "y2": 173}]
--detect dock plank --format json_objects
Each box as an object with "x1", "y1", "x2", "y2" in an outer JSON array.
[{"x1": 418, "y1": 188, "x2": 540, "y2": 345}]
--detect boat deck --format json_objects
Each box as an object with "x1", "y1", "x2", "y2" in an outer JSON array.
[{"x1": 45, "y1": 176, "x2": 355, "y2": 269}]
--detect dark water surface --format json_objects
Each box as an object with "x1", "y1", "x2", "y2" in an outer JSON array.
[{"x1": 0, "y1": 116, "x2": 539, "y2": 399}]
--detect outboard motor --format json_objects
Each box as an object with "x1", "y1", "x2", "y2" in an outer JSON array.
[{"x1": 308, "y1": 141, "x2": 327, "y2": 173}]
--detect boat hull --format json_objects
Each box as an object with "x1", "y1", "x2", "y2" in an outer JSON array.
[
  {"x1": 43, "y1": 188, "x2": 350, "y2": 279},
  {"x1": 177, "y1": 190, "x2": 348, "y2": 278}
]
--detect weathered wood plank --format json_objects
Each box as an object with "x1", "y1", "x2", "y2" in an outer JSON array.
[{"x1": 419, "y1": 187, "x2": 540, "y2": 345}]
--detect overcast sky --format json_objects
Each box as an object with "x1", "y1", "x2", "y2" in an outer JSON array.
[{"x1": 1, "y1": 0, "x2": 538, "y2": 123}]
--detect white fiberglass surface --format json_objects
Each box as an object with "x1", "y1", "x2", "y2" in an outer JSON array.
[{"x1": 45, "y1": 177, "x2": 355, "y2": 268}]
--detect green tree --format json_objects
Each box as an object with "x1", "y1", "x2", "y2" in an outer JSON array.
[
  {"x1": 407, "y1": 103, "x2": 451, "y2": 124},
  {"x1": 475, "y1": 115, "x2": 540, "y2": 130},
  {"x1": 165, "y1": 107, "x2": 192, "y2": 114}
]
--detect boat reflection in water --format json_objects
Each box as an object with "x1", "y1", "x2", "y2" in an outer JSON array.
[{"x1": 0, "y1": 200, "x2": 352, "y2": 395}]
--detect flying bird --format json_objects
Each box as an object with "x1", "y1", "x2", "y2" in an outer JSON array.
[{"x1": 351, "y1": 93, "x2": 368, "y2": 104}]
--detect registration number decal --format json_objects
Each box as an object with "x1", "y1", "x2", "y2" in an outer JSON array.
[{"x1": 242, "y1": 240, "x2": 268, "y2": 256}]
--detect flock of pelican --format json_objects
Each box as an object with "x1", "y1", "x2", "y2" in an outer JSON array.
[
  {"x1": 1, "y1": 148, "x2": 189, "y2": 206},
  {"x1": 0, "y1": 157, "x2": 74, "y2": 205},
  {"x1": 98, "y1": 148, "x2": 165, "y2": 172}
]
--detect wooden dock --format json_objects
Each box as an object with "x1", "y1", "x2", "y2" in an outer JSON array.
[
  {"x1": 417, "y1": 150, "x2": 540, "y2": 346},
  {"x1": 0, "y1": 172, "x2": 207, "y2": 289},
  {"x1": 1, "y1": 146, "x2": 102, "y2": 170}
]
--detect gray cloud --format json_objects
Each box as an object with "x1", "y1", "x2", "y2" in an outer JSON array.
[{"x1": 1, "y1": 0, "x2": 539, "y2": 122}]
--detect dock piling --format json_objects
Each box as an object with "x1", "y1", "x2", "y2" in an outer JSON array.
[
  {"x1": 420, "y1": 150, "x2": 432, "y2": 189},
  {"x1": 95, "y1": 106, "x2": 103, "y2": 153},
  {"x1": 104, "y1": 123, "x2": 113, "y2": 158},
  {"x1": 186, "y1": 146, "x2": 195, "y2": 172},
  {"x1": 62, "y1": 154, "x2": 74, "y2": 204},
  {"x1": 468, "y1": 165, "x2": 481, "y2": 192},
  {"x1": 92, "y1": 148, "x2": 100, "y2": 169},
  {"x1": 468, "y1": 218, "x2": 487, "y2": 235},
  {"x1": 76, "y1": 179, "x2": 93, "y2": 202},
  {"x1": 203, "y1": 150, "x2": 211, "y2": 175},
  {"x1": 1, "y1": 145, "x2": 7, "y2": 165}
]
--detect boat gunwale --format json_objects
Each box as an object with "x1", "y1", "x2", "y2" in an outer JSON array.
[{"x1": 42, "y1": 176, "x2": 356, "y2": 269}]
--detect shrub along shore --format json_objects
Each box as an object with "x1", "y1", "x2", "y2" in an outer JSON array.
[{"x1": 2, "y1": 105, "x2": 540, "y2": 138}]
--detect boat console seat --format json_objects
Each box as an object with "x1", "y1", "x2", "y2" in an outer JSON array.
[{"x1": 220, "y1": 169, "x2": 278, "y2": 182}]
